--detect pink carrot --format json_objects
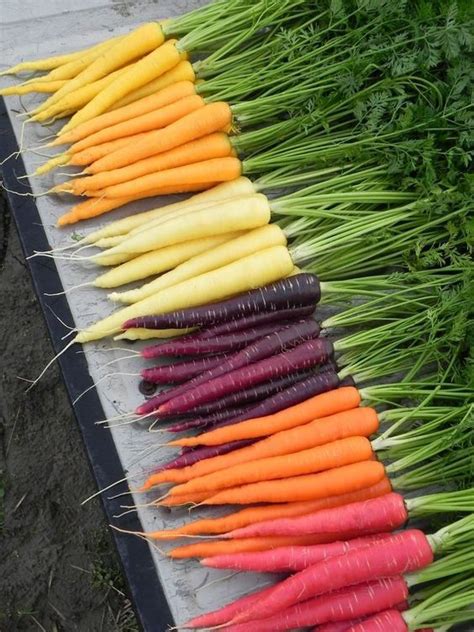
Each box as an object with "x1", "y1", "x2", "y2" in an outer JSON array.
[
  {"x1": 202, "y1": 533, "x2": 394, "y2": 572},
  {"x1": 314, "y1": 602, "x2": 408, "y2": 632},
  {"x1": 346, "y1": 609, "x2": 408, "y2": 632},
  {"x1": 226, "y1": 492, "x2": 408, "y2": 540},
  {"x1": 157, "y1": 337, "x2": 333, "y2": 416},
  {"x1": 219, "y1": 577, "x2": 409, "y2": 632},
  {"x1": 228, "y1": 530, "x2": 433, "y2": 625},
  {"x1": 182, "y1": 583, "x2": 277, "y2": 629}
]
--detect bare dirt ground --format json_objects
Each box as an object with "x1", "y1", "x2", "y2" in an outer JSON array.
[{"x1": 0, "y1": 195, "x2": 138, "y2": 632}]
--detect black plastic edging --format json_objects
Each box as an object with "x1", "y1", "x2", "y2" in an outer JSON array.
[{"x1": 0, "y1": 97, "x2": 174, "y2": 632}]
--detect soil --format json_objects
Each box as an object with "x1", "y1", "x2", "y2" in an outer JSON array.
[{"x1": 0, "y1": 194, "x2": 138, "y2": 632}]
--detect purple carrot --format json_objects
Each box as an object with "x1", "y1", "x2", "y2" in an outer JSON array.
[
  {"x1": 143, "y1": 321, "x2": 295, "y2": 357},
  {"x1": 141, "y1": 305, "x2": 314, "y2": 359},
  {"x1": 210, "y1": 369, "x2": 341, "y2": 432},
  {"x1": 140, "y1": 354, "x2": 231, "y2": 384},
  {"x1": 136, "y1": 319, "x2": 321, "y2": 416},
  {"x1": 124, "y1": 274, "x2": 321, "y2": 330},
  {"x1": 189, "y1": 371, "x2": 314, "y2": 417},
  {"x1": 166, "y1": 406, "x2": 254, "y2": 433},
  {"x1": 157, "y1": 337, "x2": 334, "y2": 416},
  {"x1": 152, "y1": 440, "x2": 255, "y2": 474}
]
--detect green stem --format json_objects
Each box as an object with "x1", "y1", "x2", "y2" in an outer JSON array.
[{"x1": 406, "y1": 488, "x2": 474, "y2": 518}]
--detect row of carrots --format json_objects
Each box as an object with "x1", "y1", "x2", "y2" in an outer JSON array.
[{"x1": 1, "y1": 0, "x2": 472, "y2": 630}]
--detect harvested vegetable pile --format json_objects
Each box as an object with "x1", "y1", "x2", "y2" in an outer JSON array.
[{"x1": 1, "y1": 0, "x2": 473, "y2": 630}]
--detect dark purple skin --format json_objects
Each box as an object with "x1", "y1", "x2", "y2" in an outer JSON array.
[
  {"x1": 187, "y1": 370, "x2": 314, "y2": 417},
  {"x1": 140, "y1": 306, "x2": 314, "y2": 359},
  {"x1": 135, "y1": 319, "x2": 321, "y2": 416},
  {"x1": 124, "y1": 273, "x2": 321, "y2": 330},
  {"x1": 152, "y1": 440, "x2": 255, "y2": 474},
  {"x1": 209, "y1": 369, "x2": 341, "y2": 432},
  {"x1": 140, "y1": 353, "x2": 230, "y2": 384},
  {"x1": 165, "y1": 406, "x2": 254, "y2": 433},
  {"x1": 158, "y1": 337, "x2": 334, "y2": 416},
  {"x1": 143, "y1": 321, "x2": 294, "y2": 357},
  {"x1": 197, "y1": 305, "x2": 315, "y2": 339}
]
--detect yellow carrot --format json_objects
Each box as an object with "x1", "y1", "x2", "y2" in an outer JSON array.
[
  {"x1": 110, "y1": 60, "x2": 196, "y2": 110},
  {"x1": 94, "y1": 233, "x2": 243, "y2": 288},
  {"x1": 39, "y1": 23, "x2": 165, "y2": 112},
  {"x1": 61, "y1": 39, "x2": 184, "y2": 132},
  {"x1": 74, "y1": 246, "x2": 294, "y2": 343},
  {"x1": 92, "y1": 194, "x2": 270, "y2": 262},
  {"x1": 80, "y1": 177, "x2": 256, "y2": 243},
  {"x1": 109, "y1": 225, "x2": 286, "y2": 304}
]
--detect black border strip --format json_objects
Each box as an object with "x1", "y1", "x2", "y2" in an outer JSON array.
[{"x1": 0, "y1": 97, "x2": 174, "y2": 632}]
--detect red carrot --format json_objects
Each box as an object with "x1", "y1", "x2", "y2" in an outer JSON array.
[
  {"x1": 227, "y1": 530, "x2": 433, "y2": 625},
  {"x1": 346, "y1": 609, "x2": 408, "y2": 632},
  {"x1": 225, "y1": 492, "x2": 408, "y2": 540}
]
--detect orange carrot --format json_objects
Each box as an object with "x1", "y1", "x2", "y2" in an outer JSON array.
[
  {"x1": 99, "y1": 156, "x2": 241, "y2": 198},
  {"x1": 145, "y1": 478, "x2": 392, "y2": 539},
  {"x1": 144, "y1": 407, "x2": 378, "y2": 490},
  {"x1": 201, "y1": 461, "x2": 386, "y2": 505},
  {"x1": 56, "y1": 182, "x2": 216, "y2": 227},
  {"x1": 65, "y1": 133, "x2": 233, "y2": 194},
  {"x1": 171, "y1": 386, "x2": 361, "y2": 448},
  {"x1": 67, "y1": 132, "x2": 152, "y2": 167},
  {"x1": 159, "y1": 490, "x2": 212, "y2": 507},
  {"x1": 168, "y1": 534, "x2": 348, "y2": 559},
  {"x1": 53, "y1": 80, "x2": 197, "y2": 146},
  {"x1": 67, "y1": 94, "x2": 205, "y2": 154},
  {"x1": 88, "y1": 101, "x2": 232, "y2": 173},
  {"x1": 169, "y1": 436, "x2": 374, "y2": 498}
]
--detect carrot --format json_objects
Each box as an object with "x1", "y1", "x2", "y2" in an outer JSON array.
[
  {"x1": 110, "y1": 60, "x2": 196, "y2": 110},
  {"x1": 75, "y1": 246, "x2": 294, "y2": 342},
  {"x1": 227, "y1": 492, "x2": 407, "y2": 540},
  {"x1": 229, "y1": 529, "x2": 434, "y2": 625},
  {"x1": 68, "y1": 131, "x2": 152, "y2": 166},
  {"x1": 204, "y1": 533, "x2": 394, "y2": 573},
  {"x1": 222, "y1": 579, "x2": 408, "y2": 632},
  {"x1": 171, "y1": 386, "x2": 361, "y2": 448},
  {"x1": 168, "y1": 534, "x2": 350, "y2": 560},
  {"x1": 87, "y1": 101, "x2": 232, "y2": 173},
  {"x1": 144, "y1": 478, "x2": 392, "y2": 538},
  {"x1": 200, "y1": 460, "x2": 386, "y2": 505},
  {"x1": 93, "y1": 233, "x2": 241, "y2": 288},
  {"x1": 80, "y1": 178, "x2": 255, "y2": 242},
  {"x1": 56, "y1": 182, "x2": 214, "y2": 227},
  {"x1": 53, "y1": 80, "x2": 197, "y2": 146},
  {"x1": 40, "y1": 23, "x2": 165, "y2": 112},
  {"x1": 32, "y1": 65, "x2": 133, "y2": 122},
  {"x1": 168, "y1": 436, "x2": 374, "y2": 499},
  {"x1": 0, "y1": 79, "x2": 67, "y2": 96},
  {"x1": 65, "y1": 93, "x2": 205, "y2": 156},
  {"x1": 185, "y1": 577, "x2": 407, "y2": 631},
  {"x1": 65, "y1": 133, "x2": 233, "y2": 195},
  {"x1": 37, "y1": 131, "x2": 152, "y2": 176},
  {"x1": 61, "y1": 40, "x2": 186, "y2": 132},
  {"x1": 96, "y1": 155, "x2": 240, "y2": 198},
  {"x1": 154, "y1": 408, "x2": 378, "y2": 490},
  {"x1": 0, "y1": 35, "x2": 123, "y2": 75}
]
